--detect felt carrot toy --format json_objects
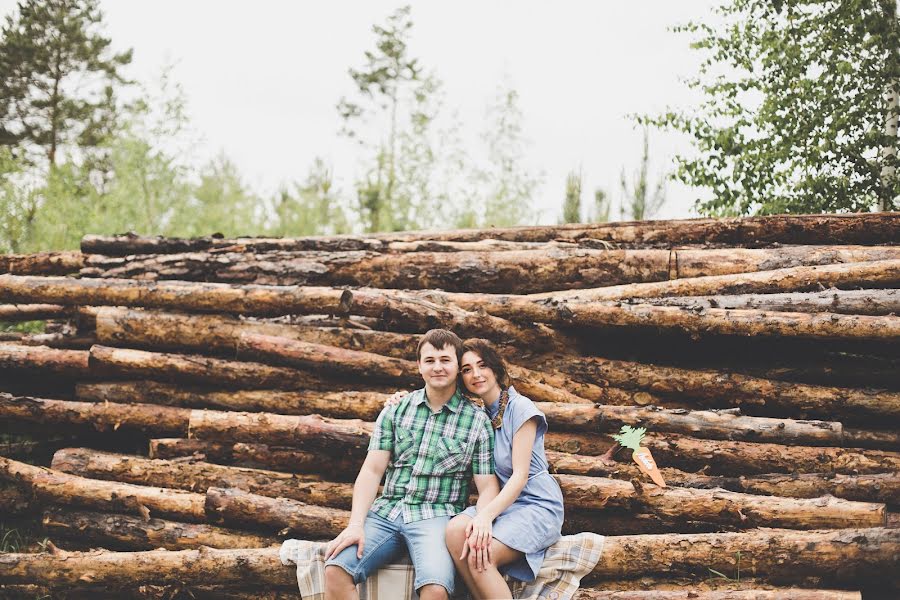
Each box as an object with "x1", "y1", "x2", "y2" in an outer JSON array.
[{"x1": 612, "y1": 425, "x2": 666, "y2": 487}]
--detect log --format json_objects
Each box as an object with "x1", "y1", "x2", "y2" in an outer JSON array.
[
  {"x1": 542, "y1": 354, "x2": 900, "y2": 423},
  {"x1": 0, "y1": 393, "x2": 190, "y2": 437},
  {"x1": 0, "y1": 304, "x2": 73, "y2": 322},
  {"x1": 0, "y1": 343, "x2": 89, "y2": 377},
  {"x1": 54, "y1": 448, "x2": 895, "y2": 525},
  {"x1": 635, "y1": 288, "x2": 900, "y2": 316},
  {"x1": 0, "y1": 457, "x2": 205, "y2": 522},
  {"x1": 0, "y1": 251, "x2": 83, "y2": 275},
  {"x1": 42, "y1": 507, "x2": 278, "y2": 551},
  {"x1": 205, "y1": 487, "x2": 349, "y2": 538},
  {"x1": 0, "y1": 483, "x2": 33, "y2": 516},
  {"x1": 2, "y1": 528, "x2": 897, "y2": 588},
  {"x1": 0, "y1": 547, "x2": 296, "y2": 588},
  {"x1": 3, "y1": 331, "x2": 97, "y2": 349},
  {"x1": 78, "y1": 381, "x2": 392, "y2": 420},
  {"x1": 575, "y1": 435, "x2": 900, "y2": 476},
  {"x1": 80, "y1": 214, "x2": 900, "y2": 252}
]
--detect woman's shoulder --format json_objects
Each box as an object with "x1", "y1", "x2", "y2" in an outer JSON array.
[{"x1": 507, "y1": 386, "x2": 538, "y2": 410}]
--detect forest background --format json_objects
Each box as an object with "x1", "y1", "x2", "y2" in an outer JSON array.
[{"x1": 0, "y1": 0, "x2": 898, "y2": 255}]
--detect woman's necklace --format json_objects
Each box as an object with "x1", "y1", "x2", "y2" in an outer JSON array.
[{"x1": 490, "y1": 388, "x2": 510, "y2": 430}]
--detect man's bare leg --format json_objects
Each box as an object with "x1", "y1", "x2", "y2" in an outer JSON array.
[{"x1": 324, "y1": 565, "x2": 359, "y2": 600}]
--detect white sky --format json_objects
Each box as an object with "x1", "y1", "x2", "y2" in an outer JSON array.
[{"x1": 2, "y1": 1, "x2": 720, "y2": 223}]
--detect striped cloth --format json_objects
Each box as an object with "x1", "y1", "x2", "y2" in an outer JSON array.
[{"x1": 280, "y1": 532, "x2": 604, "y2": 600}]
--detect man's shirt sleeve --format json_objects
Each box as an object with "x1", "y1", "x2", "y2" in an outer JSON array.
[
  {"x1": 368, "y1": 404, "x2": 396, "y2": 452},
  {"x1": 471, "y1": 415, "x2": 495, "y2": 475}
]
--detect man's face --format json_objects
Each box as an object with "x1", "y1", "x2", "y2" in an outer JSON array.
[{"x1": 417, "y1": 342, "x2": 459, "y2": 391}]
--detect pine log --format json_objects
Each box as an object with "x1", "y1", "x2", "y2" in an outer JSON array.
[
  {"x1": 0, "y1": 304, "x2": 73, "y2": 322},
  {"x1": 0, "y1": 457, "x2": 205, "y2": 522},
  {"x1": 0, "y1": 483, "x2": 33, "y2": 516},
  {"x1": 77, "y1": 381, "x2": 393, "y2": 420},
  {"x1": 0, "y1": 392, "x2": 189, "y2": 436},
  {"x1": 635, "y1": 288, "x2": 900, "y2": 316},
  {"x1": 556, "y1": 435, "x2": 900, "y2": 476},
  {"x1": 3, "y1": 331, "x2": 97, "y2": 349},
  {"x1": 42, "y1": 507, "x2": 278, "y2": 551},
  {"x1": 80, "y1": 214, "x2": 900, "y2": 252},
  {"x1": 0, "y1": 343, "x2": 89, "y2": 376},
  {"x1": 0, "y1": 251, "x2": 83, "y2": 275},
  {"x1": 2, "y1": 527, "x2": 897, "y2": 587},
  {"x1": 541, "y1": 354, "x2": 900, "y2": 423},
  {"x1": 205, "y1": 487, "x2": 349, "y2": 537},
  {"x1": 54, "y1": 448, "x2": 896, "y2": 524}
]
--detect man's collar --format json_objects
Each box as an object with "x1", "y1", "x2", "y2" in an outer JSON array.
[{"x1": 417, "y1": 387, "x2": 462, "y2": 412}]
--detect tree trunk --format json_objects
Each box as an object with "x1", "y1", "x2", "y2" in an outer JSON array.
[
  {"x1": 205, "y1": 487, "x2": 349, "y2": 538},
  {"x1": 632, "y1": 288, "x2": 900, "y2": 316},
  {"x1": 0, "y1": 251, "x2": 83, "y2": 275},
  {"x1": 0, "y1": 344, "x2": 89, "y2": 377},
  {"x1": 0, "y1": 457, "x2": 205, "y2": 522},
  {"x1": 592, "y1": 528, "x2": 900, "y2": 583},
  {"x1": 542, "y1": 354, "x2": 900, "y2": 423},
  {"x1": 80, "y1": 213, "x2": 900, "y2": 252},
  {"x1": 42, "y1": 507, "x2": 278, "y2": 551},
  {"x1": 2, "y1": 528, "x2": 896, "y2": 588},
  {"x1": 0, "y1": 304, "x2": 72, "y2": 322}
]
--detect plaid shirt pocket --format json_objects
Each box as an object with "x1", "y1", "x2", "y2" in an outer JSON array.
[{"x1": 432, "y1": 437, "x2": 469, "y2": 474}]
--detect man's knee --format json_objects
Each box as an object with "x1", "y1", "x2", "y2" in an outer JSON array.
[
  {"x1": 324, "y1": 564, "x2": 355, "y2": 592},
  {"x1": 418, "y1": 583, "x2": 449, "y2": 600}
]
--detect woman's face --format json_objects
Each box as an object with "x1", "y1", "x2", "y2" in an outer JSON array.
[{"x1": 460, "y1": 350, "x2": 500, "y2": 398}]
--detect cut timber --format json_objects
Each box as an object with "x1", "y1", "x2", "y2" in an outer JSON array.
[
  {"x1": 634, "y1": 288, "x2": 900, "y2": 316},
  {"x1": 78, "y1": 381, "x2": 392, "y2": 420},
  {"x1": 42, "y1": 508, "x2": 278, "y2": 551},
  {"x1": 0, "y1": 344, "x2": 88, "y2": 377},
  {"x1": 0, "y1": 547, "x2": 296, "y2": 588},
  {"x1": 0, "y1": 457, "x2": 205, "y2": 522},
  {"x1": 205, "y1": 487, "x2": 349, "y2": 537},
  {"x1": 542, "y1": 354, "x2": 900, "y2": 423},
  {"x1": 2, "y1": 528, "x2": 897, "y2": 587},
  {"x1": 592, "y1": 527, "x2": 900, "y2": 582},
  {"x1": 0, "y1": 251, "x2": 83, "y2": 275},
  {"x1": 149, "y1": 439, "x2": 363, "y2": 480},
  {"x1": 0, "y1": 393, "x2": 189, "y2": 436},
  {"x1": 0, "y1": 304, "x2": 72, "y2": 322},
  {"x1": 80, "y1": 214, "x2": 900, "y2": 252}
]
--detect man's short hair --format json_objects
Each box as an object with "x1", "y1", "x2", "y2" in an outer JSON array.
[{"x1": 416, "y1": 329, "x2": 464, "y2": 361}]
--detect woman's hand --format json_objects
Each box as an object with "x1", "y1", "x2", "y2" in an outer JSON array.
[
  {"x1": 460, "y1": 513, "x2": 493, "y2": 572},
  {"x1": 383, "y1": 391, "x2": 406, "y2": 408}
]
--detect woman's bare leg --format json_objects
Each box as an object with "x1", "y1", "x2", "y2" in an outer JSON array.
[
  {"x1": 466, "y1": 538, "x2": 522, "y2": 600},
  {"x1": 445, "y1": 515, "x2": 483, "y2": 600}
]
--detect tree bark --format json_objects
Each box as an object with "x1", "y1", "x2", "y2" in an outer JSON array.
[
  {"x1": 632, "y1": 288, "x2": 900, "y2": 316},
  {"x1": 0, "y1": 457, "x2": 205, "y2": 522},
  {"x1": 0, "y1": 251, "x2": 83, "y2": 275},
  {"x1": 0, "y1": 304, "x2": 72, "y2": 322},
  {"x1": 2, "y1": 528, "x2": 897, "y2": 588},
  {"x1": 205, "y1": 487, "x2": 349, "y2": 538},
  {"x1": 0, "y1": 343, "x2": 89, "y2": 377},
  {"x1": 42, "y1": 507, "x2": 278, "y2": 551},
  {"x1": 541, "y1": 354, "x2": 900, "y2": 423},
  {"x1": 80, "y1": 214, "x2": 900, "y2": 252},
  {"x1": 553, "y1": 434, "x2": 900, "y2": 476}
]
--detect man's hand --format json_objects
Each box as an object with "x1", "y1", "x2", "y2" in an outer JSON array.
[{"x1": 325, "y1": 523, "x2": 366, "y2": 560}]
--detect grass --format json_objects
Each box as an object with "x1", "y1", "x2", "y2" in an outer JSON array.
[{"x1": 707, "y1": 550, "x2": 741, "y2": 584}]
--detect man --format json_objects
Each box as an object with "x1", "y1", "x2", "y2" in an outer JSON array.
[{"x1": 324, "y1": 329, "x2": 498, "y2": 600}]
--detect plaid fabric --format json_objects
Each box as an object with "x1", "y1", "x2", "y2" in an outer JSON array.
[
  {"x1": 280, "y1": 532, "x2": 605, "y2": 600},
  {"x1": 369, "y1": 388, "x2": 494, "y2": 523}
]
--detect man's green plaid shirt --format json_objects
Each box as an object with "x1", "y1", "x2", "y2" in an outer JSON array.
[{"x1": 368, "y1": 387, "x2": 495, "y2": 523}]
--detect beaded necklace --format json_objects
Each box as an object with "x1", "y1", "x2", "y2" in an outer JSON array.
[{"x1": 488, "y1": 388, "x2": 510, "y2": 429}]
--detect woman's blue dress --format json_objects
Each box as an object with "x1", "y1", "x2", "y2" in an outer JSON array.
[{"x1": 462, "y1": 385, "x2": 565, "y2": 581}]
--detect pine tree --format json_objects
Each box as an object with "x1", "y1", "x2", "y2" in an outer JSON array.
[{"x1": 561, "y1": 169, "x2": 582, "y2": 223}]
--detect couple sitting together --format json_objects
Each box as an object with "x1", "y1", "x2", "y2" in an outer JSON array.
[{"x1": 323, "y1": 329, "x2": 565, "y2": 600}]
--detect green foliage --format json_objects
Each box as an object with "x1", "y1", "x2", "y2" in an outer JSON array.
[
  {"x1": 620, "y1": 127, "x2": 667, "y2": 220},
  {"x1": 177, "y1": 153, "x2": 264, "y2": 238},
  {"x1": 0, "y1": 148, "x2": 38, "y2": 252},
  {"x1": 0, "y1": 0, "x2": 133, "y2": 167},
  {"x1": 612, "y1": 425, "x2": 647, "y2": 451},
  {"x1": 561, "y1": 169, "x2": 582, "y2": 223},
  {"x1": 645, "y1": 0, "x2": 900, "y2": 215},
  {"x1": 271, "y1": 158, "x2": 349, "y2": 236},
  {"x1": 592, "y1": 188, "x2": 611, "y2": 223}
]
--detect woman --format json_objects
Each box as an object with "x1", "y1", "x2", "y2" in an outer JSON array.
[{"x1": 392, "y1": 338, "x2": 564, "y2": 599}]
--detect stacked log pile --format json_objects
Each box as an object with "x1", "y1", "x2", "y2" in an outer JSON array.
[{"x1": 0, "y1": 213, "x2": 898, "y2": 599}]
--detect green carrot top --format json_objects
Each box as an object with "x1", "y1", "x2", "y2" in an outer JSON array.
[{"x1": 612, "y1": 425, "x2": 646, "y2": 451}]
